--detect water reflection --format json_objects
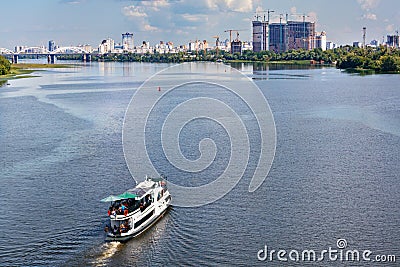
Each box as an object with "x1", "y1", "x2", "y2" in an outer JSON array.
[
  {"x1": 228, "y1": 62, "x2": 326, "y2": 80},
  {"x1": 98, "y1": 61, "x2": 115, "y2": 76},
  {"x1": 122, "y1": 62, "x2": 134, "y2": 77}
]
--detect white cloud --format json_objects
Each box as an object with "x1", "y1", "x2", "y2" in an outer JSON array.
[
  {"x1": 362, "y1": 13, "x2": 377, "y2": 20},
  {"x1": 356, "y1": 0, "x2": 380, "y2": 10},
  {"x1": 290, "y1": 6, "x2": 297, "y2": 15},
  {"x1": 141, "y1": 0, "x2": 170, "y2": 11},
  {"x1": 386, "y1": 24, "x2": 394, "y2": 32},
  {"x1": 181, "y1": 14, "x2": 209, "y2": 22},
  {"x1": 122, "y1": 6, "x2": 147, "y2": 18},
  {"x1": 144, "y1": 24, "x2": 159, "y2": 31},
  {"x1": 176, "y1": 29, "x2": 189, "y2": 36},
  {"x1": 59, "y1": 0, "x2": 84, "y2": 4},
  {"x1": 206, "y1": 0, "x2": 253, "y2": 13},
  {"x1": 255, "y1": 6, "x2": 263, "y2": 13}
]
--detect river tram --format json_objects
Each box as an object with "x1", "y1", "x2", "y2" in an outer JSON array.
[{"x1": 101, "y1": 176, "x2": 171, "y2": 241}]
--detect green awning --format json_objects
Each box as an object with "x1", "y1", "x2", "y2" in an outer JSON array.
[{"x1": 117, "y1": 191, "x2": 138, "y2": 199}]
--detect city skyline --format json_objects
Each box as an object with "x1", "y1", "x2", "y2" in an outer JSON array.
[{"x1": 1, "y1": 0, "x2": 399, "y2": 49}]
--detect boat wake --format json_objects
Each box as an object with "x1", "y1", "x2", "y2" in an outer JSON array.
[{"x1": 90, "y1": 242, "x2": 122, "y2": 267}]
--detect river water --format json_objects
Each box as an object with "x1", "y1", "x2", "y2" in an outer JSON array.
[{"x1": 0, "y1": 61, "x2": 399, "y2": 266}]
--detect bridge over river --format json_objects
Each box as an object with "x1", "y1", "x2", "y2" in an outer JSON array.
[{"x1": 0, "y1": 46, "x2": 92, "y2": 63}]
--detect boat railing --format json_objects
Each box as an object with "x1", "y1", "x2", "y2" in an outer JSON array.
[
  {"x1": 109, "y1": 196, "x2": 155, "y2": 219},
  {"x1": 104, "y1": 221, "x2": 131, "y2": 235}
]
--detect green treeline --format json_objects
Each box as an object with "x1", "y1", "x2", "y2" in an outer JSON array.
[
  {"x1": 335, "y1": 46, "x2": 400, "y2": 72},
  {"x1": 23, "y1": 45, "x2": 400, "y2": 74},
  {"x1": 86, "y1": 46, "x2": 400, "y2": 73},
  {"x1": 0, "y1": 55, "x2": 11, "y2": 75}
]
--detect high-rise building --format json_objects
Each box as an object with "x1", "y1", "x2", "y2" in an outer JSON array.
[
  {"x1": 268, "y1": 19, "x2": 317, "y2": 52},
  {"x1": 48, "y1": 40, "x2": 55, "y2": 52},
  {"x1": 387, "y1": 35, "x2": 399, "y2": 48},
  {"x1": 188, "y1": 41, "x2": 198, "y2": 52},
  {"x1": 326, "y1": 41, "x2": 337, "y2": 50},
  {"x1": 199, "y1": 40, "x2": 209, "y2": 50},
  {"x1": 314, "y1": 31, "x2": 327, "y2": 51},
  {"x1": 98, "y1": 38, "x2": 115, "y2": 54},
  {"x1": 269, "y1": 23, "x2": 288, "y2": 53},
  {"x1": 78, "y1": 44, "x2": 93, "y2": 53},
  {"x1": 231, "y1": 40, "x2": 242, "y2": 54},
  {"x1": 370, "y1": 40, "x2": 380, "y2": 47},
  {"x1": 122, "y1": 32, "x2": 134, "y2": 51},
  {"x1": 287, "y1": 21, "x2": 315, "y2": 50},
  {"x1": 252, "y1": 20, "x2": 269, "y2": 52}
]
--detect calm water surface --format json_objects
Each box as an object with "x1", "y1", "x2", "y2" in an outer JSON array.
[{"x1": 0, "y1": 61, "x2": 399, "y2": 266}]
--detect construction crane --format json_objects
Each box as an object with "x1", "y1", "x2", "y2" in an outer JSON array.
[
  {"x1": 290, "y1": 13, "x2": 310, "y2": 49},
  {"x1": 224, "y1": 29, "x2": 245, "y2": 44},
  {"x1": 256, "y1": 9, "x2": 275, "y2": 22},
  {"x1": 254, "y1": 14, "x2": 262, "y2": 21},
  {"x1": 212, "y1": 36, "x2": 220, "y2": 47},
  {"x1": 235, "y1": 32, "x2": 241, "y2": 42},
  {"x1": 289, "y1": 13, "x2": 310, "y2": 25}
]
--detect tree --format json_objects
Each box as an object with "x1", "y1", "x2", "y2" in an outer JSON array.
[
  {"x1": 0, "y1": 55, "x2": 11, "y2": 75},
  {"x1": 380, "y1": 55, "x2": 400, "y2": 72}
]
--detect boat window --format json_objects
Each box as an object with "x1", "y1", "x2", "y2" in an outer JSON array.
[{"x1": 134, "y1": 210, "x2": 155, "y2": 229}]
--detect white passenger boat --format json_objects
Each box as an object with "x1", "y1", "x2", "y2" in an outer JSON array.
[{"x1": 101, "y1": 176, "x2": 171, "y2": 241}]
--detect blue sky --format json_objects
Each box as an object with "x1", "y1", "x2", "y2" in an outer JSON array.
[{"x1": 1, "y1": 0, "x2": 399, "y2": 49}]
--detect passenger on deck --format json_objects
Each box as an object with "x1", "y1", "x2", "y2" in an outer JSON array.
[{"x1": 124, "y1": 221, "x2": 130, "y2": 231}]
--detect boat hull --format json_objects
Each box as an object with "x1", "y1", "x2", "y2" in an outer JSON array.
[{"x1": 105, "y1": 203, "x2": 170, "y2": 242}]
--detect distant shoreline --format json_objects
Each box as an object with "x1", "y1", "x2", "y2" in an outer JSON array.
[{"x1": 0, "y1": 58, "x2": 397, "y2": 87}]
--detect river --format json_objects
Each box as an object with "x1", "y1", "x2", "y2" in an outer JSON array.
[{"x1": 0, "y1": 61, "x2": 399, "y2": 266}]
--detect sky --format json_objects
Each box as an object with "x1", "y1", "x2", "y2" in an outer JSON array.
[{"x1": 0, "y1": 0, "x2": 399, "y2": 49}]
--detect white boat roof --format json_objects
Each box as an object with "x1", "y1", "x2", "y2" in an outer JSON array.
[{"x1": 127, "y1": 180, "x2": 156, "y2": 198}]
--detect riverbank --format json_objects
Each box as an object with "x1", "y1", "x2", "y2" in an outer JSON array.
[
  {"x1": 0, "y1": 63, "x2": 74, "y2": 86},
  {"x1": 12, "y1": 63, "x2": 73, "y2": 69}
]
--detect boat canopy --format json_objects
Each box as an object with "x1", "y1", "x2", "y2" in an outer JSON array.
[
  {"x1": 127, "y1": 188, "x2": 147, "y2": 197},
  {"x1": 101, "y1": 178, "x2": 161, "y2": 202},
  {"x1": 100, "y1": 192, "x2": 137, "y2": 202},
  {"x1": 127, "y1": 180, "x2": 156, "y2": 198},
  {"x1": 117, "y1": 192, "x2": 137, "y2": 199}
]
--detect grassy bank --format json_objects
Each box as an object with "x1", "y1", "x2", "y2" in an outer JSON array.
[
  {"x1": 12, "y1": 63, "x2": 73, "y2": 69},
  {"x1": 0, "y1": 63, "x2": 74, "y2": 85}
]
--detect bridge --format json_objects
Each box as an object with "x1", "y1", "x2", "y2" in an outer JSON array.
[{"x1": 0, "y1": 46, "x2": 92, "y2": 63}]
